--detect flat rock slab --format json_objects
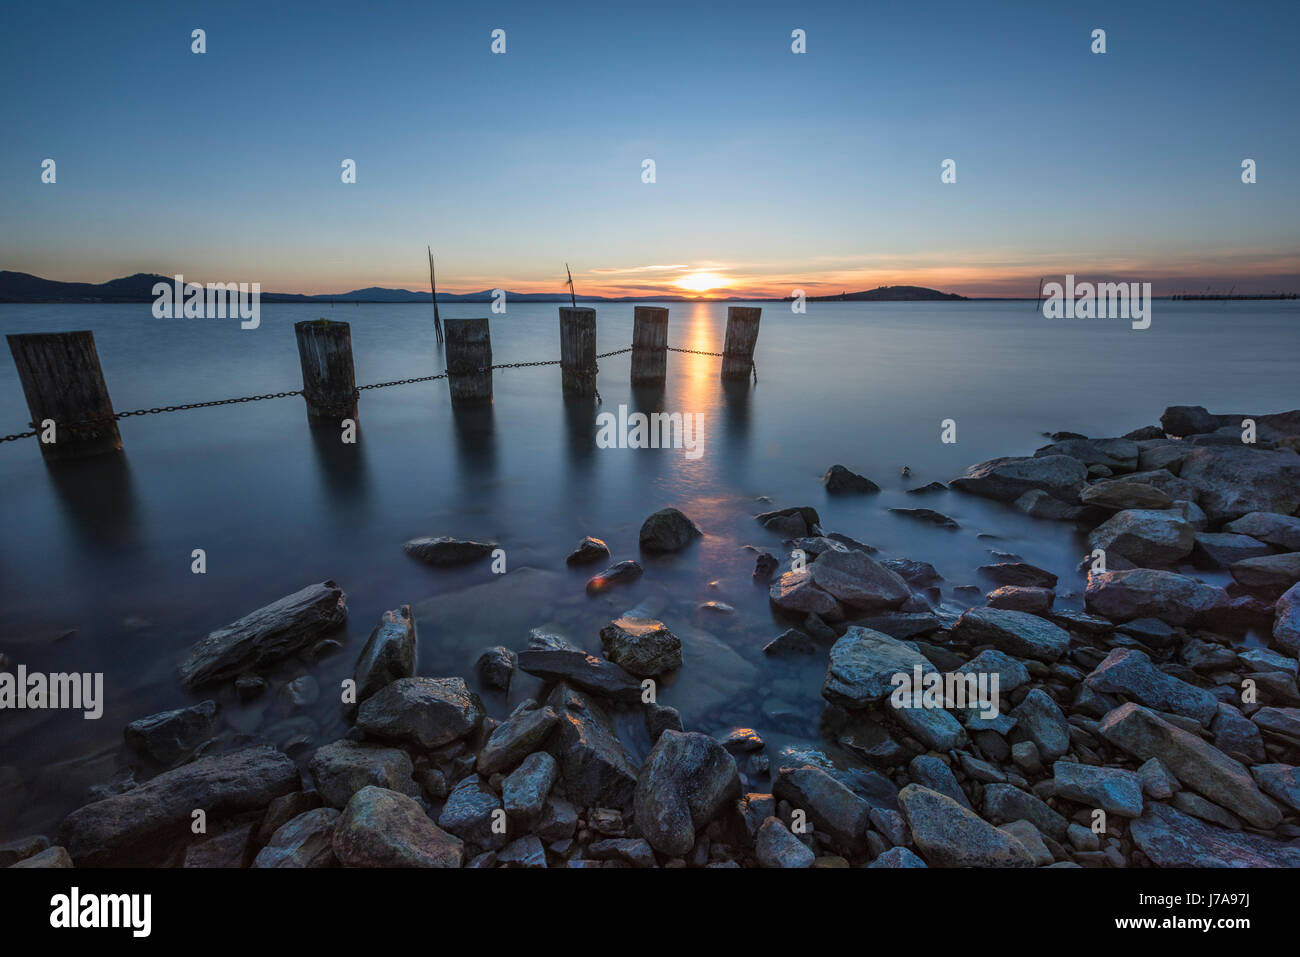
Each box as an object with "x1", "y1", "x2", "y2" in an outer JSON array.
[
  {"x1": 1088, "y1": 509, "x2": 1195, "y2": 566},
  {"x1": 516, "y1": 648, "x2": 643, "y2": 702},
  {"x1": 58, "y1": 746, "x2": 299, "y2": 866},
  {"x1": 1224, "y1": 512, "x2": 1300, "y2": 551},
  {"x1": 950, "y1": 607, "x2": 1070, "y2": 662},
  {"x1": 809, "y1": 548, "x2": 910, "y2": 612},
  {"x1": 1130, "y1": 801, "x2": 1300, "y2": 867},
  {"x1": 1084, "y1": 647, "x2": 1219, "y2": 726},
  {"x1": 179, "y1": 581, "x2": 347, "y2": 688}
]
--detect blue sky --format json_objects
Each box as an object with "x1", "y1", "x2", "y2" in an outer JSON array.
[{"x1": 1, "y1": 0, "x2": 1297, "y2": 296}]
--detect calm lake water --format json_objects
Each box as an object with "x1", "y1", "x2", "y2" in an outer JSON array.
[{"x1": 1, "y1": 299, "x2": 1296, "y2": 839}]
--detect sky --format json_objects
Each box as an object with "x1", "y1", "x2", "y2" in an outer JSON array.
[{"x1": 1, "y1": 0, "x2": 1298, "y2": 298}]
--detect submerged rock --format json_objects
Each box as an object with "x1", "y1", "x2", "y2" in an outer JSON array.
[
  {"x1": 124, "y1": 700, "x2": 219, "y2": 765},
  {"x1": 823, "y1": 464, "x2": 879, "y2": 494},
  {"x1": 566, "y1": 536, "x2": 611, "y2": 565},
  {"x1": 402, "y1": 536, "x2": 497, "y2": 565},
  {"x1": 179, "y1": 581, "x2": 347, "y2": 688},
  {"x1": 585, "y1": 560, "x2": 644, "y2": 594},
  {"x1": 888, "y1": 507, "x2": 958, "y2": 529}
]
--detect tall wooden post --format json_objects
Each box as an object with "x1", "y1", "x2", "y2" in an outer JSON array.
[
  {"x1": 445, "y1": 317, "x2": 493, "y2": 406},
  {"x1": 559, "y1": 306, "x2": 597, "y2": 396},
  {"x1": 294, "y1": 319, "x2": 358, "y2": 425},
  {"x1": 6, "y1": 331, "x2": 122, "y2": 460},
  {"x1": 721, "y1": 306, "x2": 761, "y2": 381},
  {"x1": 630, "y1": 306, "x2": 669, "y2": 386}
]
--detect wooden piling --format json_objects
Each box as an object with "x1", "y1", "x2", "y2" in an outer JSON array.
[
  {"x1": 445, "y1": 317, "x2": 493, "y2": 406},
  {"x1": 6, "y1": 331, "x2": 122, "y2": 460},
  {"x1": 630, "y1": 306, "x2": 669, "y2": 386},
  {"x1": 294, "y1": 319, "x2": 358, "y2": 425},
  {"x1": 720, "y1": 306, "x2": 761, "y2": 381},
  {"x1": 559, "y1": 306, "x2": 597, "y2": 396}
]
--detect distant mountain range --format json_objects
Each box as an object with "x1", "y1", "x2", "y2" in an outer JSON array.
[{"x1": 0, "y1": 271, "x2": 967, "y2": 304}]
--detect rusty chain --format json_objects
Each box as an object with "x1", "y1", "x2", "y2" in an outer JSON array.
[{"x1": 2, "y1": 344, "x2": 753, "y2": 443}]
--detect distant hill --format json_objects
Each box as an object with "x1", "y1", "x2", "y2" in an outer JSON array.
[
  {"x1": 0, "y1": 271, "x2": 967, "y2": 304},
  {"x1": 805, "y1": 285, "x2": 966, "y2": 302}
]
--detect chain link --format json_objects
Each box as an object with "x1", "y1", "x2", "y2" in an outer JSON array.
[{"x1": 2, "y1": 343, "x2": 756, "y2": 443}]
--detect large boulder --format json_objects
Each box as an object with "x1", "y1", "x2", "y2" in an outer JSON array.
[
  {"x1": 949, "y1": 607, "x2": 1070, "y2": 662},
  {"x1": 1087, "y1": 509, "x2": 1195, "y2": 567},
  {"x1": 355, "y1": 677, "x2": 484, "y2": 749},
  {"x1": 638, "y1": 508, "x2": 702, "y2": 553},
  {"x1": 546, "y1": 684, "x2": 638, "y2": 808},
  {"x1": 1177, "y1": 446, "x2": 1300, "y2": 523},
  {"x1": 57, "y1": 747, "x2": 299, "y2": 866},
  {"x1": 351, "y1": 605, "x2": 417, "y2": 705},
  {"x1": 1099, "y1": 703, "x2": 1281, "y2": 829},
  {"x1": 634, "y1": 731, "x2": 740, "y2": 855},
  {"x1": 1084, "y1": 568, "x2": 1229, "y2": 626},
  {"x1": 179, "y1": 581, "x2": 347, "y2": 688},
  {"x1": 334, "y1": 786, "x2": 463, "y2": 867},
  {"x1": 897, "y1": 785, "x2": 1034, "y2": 867},
  {"x1": 822, "y1": 627, "x2": 935, "y2": 708},
  {"x1": 809, "y1": 547, "x2": 911, "y2": 612},
  {"x1": 309, "y1": 740, "x2": 416, "y2": 809},
  {"x1": 950, "y1": 455, "x2": 1088, "y2": 504}
]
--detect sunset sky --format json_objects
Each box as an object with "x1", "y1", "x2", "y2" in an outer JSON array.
[{"x1": 2, "y1": 1, "x2": 1298, "y2": 298}]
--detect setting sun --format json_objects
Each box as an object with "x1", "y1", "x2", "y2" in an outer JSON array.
[{"x1": 675, "y1": 270, "x2": 733, "y2": 294}]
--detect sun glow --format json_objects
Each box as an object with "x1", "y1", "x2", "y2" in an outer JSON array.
[{"x1": 675, "y1": 271, "x2": 733, "y2": 293}]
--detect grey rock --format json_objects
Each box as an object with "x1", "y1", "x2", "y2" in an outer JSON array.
[
  {"x1": 908, "y1": 755, "x2": 970, "y2": 809},
  {"x1": 502, "y1": 752, "x2": 558, "y2": 822},
  {"x1": 951, "y1": 454, "x2": 1088, "y2": 503},
  {"x1": 1052, "y1": 761, "x2": 1143, "y2": 817},
  {"x1": 1251, "y1": 764, "x2": 1300, "y2": 813},
  {"x1": 889, "y1": 507, "x2": 959, "y2": 529},
  {"x1": 634, "y1": 731, "x2": 740, "y2": 855},
  {"x1": 356, "y1": 676, "x2": 484, "y2": 750},
  {"x1": 1231, "y1": 552, "x2": 1300, "y2": 597},
  {"x1": 585, "y1": 560, "x2": 644, "y2": 594},
  {"x1": 769, "y1": 568, "x2": 845, "y2": 620},
  {"x1": 475, "y1": 645, "x2": 516, "y2": 691},
  {"x1": 1224, "y1": 512, "x2": 1300, "y2": 551},
  {"x1": 987, "y1": 586, "x2": 1054, "y2": 614},
  {"x1": 977, "y1": 562, "x2": 1058, "y2": 589},
  {"x1": 867, "y1": 846, "x2": 927, "y2": 868},
  {"x1": 809, "y1": 547, "x2": 911, "y2": 612},
  {"x1": 124, "y1": 700, "x2": 219, "y2": 764},
  {"x1": 497, "y1": 835, "x2": 547, "y2": 868},
  {"x1": 1035, "y1": 437, "x2": 1139, "y2": 473},
  {"x1": 309, "y1": 740, "x2": 416, "y2": 809},
  {"x1": 763, "y1": 628, "x2": 817, "y2": 656},
  {"x1": 1080, "y1": 480, "x2": 1172, "y2": 510},
  {"x1": 1275, "y1": 582, "x2": 1300, "y2": 657},
  {"x1": 1210, "y1": 703, "x2": 1267, "y2": 764},
  {"x1": 1137, "y1": 757, "x2": 1179, "y2": 799},
  {"x1": 823, "y1": 464, "x2": 879, "y2": 494},
  {"x1": 1084, "y1": 648, "x2": 1218, "y2": 726},
  {"x1": 1192, "y1": 533, "x2": 1273, "y2": 569},
  {"x1": 1088, "y1": 509, "x2": 1195, "y2": 566},
  {"x1": 982, "y1": 783, "x2": 1069, "y2": 840},
  {"x1": 1177, "y1": 446, "x2": 1300, "y2": 524},
  {"x1": 253, "y1": 807, "x2": 340, "y2": 868},
  {"x1": 478, "y1": 705, "x2": 559, "y2": 775},
  {"x1": 756, "y1": 817, "x2": 815, "y2": 868},
  {"x1": 566, "y1": 536, "x2": 611, "y2": 565},
  {"x1": 546, "y1": 684, "x2": 638, "y2": 808},
  {"x1": 352, "y1": 605, "x2": 416, "y2": 705},
  {"x1": 899, "y1": 785, "x2": 1034, "y2": 867},
  {"x1": 1130, "y1": 801, "x2": 1300, "y2": 867},
  {"x1": 179, "y1": 581, "x2": 347, "y2": 688},
  {"x1": 772, "y1": 764, "x2": 872, "y2": 853},
  {"x1": 822, "y1": 627, "x2": 935, "y2": 708},
  {"x1": 586, "y1": 837, "x2": 656, "y2": 868},
  {"x1": 335, "y1": 786, "x2": 463, "y2": 867},
  {"x1": 1011, "y1": 689, "x2": 1071, "y2": 760},
  {"x1": 1084, "y1": 568, "x2": 1229, "y2": 626},
  {"x1": 8, "y1": 846, "x2": 72, "y2": 868},
  {"x1": 1099, "y1": 703, "x2": 1280, "y2": 829},
  {"x1": 950, "y1": 607, "x2": 1070, "y2": 662},
  {"x1": 437, "y1": 775, "x2": 507, "y2": 849},
  {"x1": 516, "y1": 648, "x2": 642, "y2": 702}
]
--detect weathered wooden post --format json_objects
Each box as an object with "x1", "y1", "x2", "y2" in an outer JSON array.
[
  {"x1": 720, "y1": 306, "x2": 761, "y2": 381},
  {"x1": 444, "y1": 317, "x2": 493, "y2": 406},
  {"x1": 630, "y1": 306, "x2": 669, "y2": 386},
  {"x1": 6, "y1": 331, "x2": 122, "y2": 460},
  {"x1": 558, "y1": 306, "x2": 597, "y2": 397},
  {"x1": 294, "y1": 319, "x2": 358, "y2": 425}
]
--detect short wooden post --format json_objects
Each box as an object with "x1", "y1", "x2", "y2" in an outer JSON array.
[
  {"x1": 294, "y1": 319, "x2": 358, "y2": 425},
  {"x1": 445, "y1": 317, "x2": 493, "y2": 406},
  {"x1": 6, "y1": 331, "x2": 122, "y2": 460},
  {"x1": 559, "y1": 306, "x2": 597, "y2": 396},
  {"x1": 721, "y1": 306, "x2": 761, "y2": 381},
  {"x1": 630, "y1": 306, "x2": 669, "y2": 386}
]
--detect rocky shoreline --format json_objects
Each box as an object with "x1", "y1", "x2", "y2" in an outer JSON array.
[{"x1": 5, "y1": 403, "x2": 1300, "y2": 869}]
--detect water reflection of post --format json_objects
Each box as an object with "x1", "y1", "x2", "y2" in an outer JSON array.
[
  {"x1": 720, "y1": 378, "x2": 753, "y2": 463},
  {"x1": 308, "y1": 422, "x2": 371, "y2": 512},
  {"x1": 451, "y1": 402, "x2": 498, "y2": 481},
  {"x1": 45, "y1": 453, "x2": 142, "y2": 556}
]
